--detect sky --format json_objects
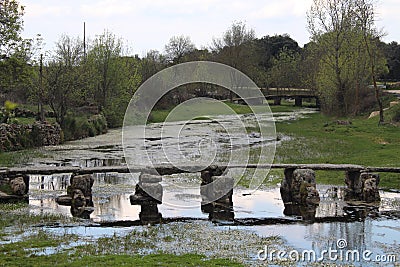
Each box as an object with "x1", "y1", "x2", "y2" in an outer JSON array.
[{"x1": 19, "y1": 0, "x2": 399, "y2": 57}]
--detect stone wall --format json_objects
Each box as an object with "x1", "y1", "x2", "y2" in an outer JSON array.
[{"x1": 0, "y1": 121, "x2": 62, "y2": 151}]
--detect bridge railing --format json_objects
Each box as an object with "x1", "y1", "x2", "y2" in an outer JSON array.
[{"x1": 261, "y1": 88, "x2": 316, "y2": 96}]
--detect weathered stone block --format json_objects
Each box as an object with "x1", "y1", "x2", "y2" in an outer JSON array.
[
  {"x1": 69, "y1": 174, "x2": 94, "y2": 198},
  {"x1": 344, "y1": 172, "x2": 380, "y2": 202},
  {"x1": 10, "y1": 177, "x2": 26, "y2": 196},
  {"x1": 280, "y1": 168, "x2": 320, "y2": 205},
  {"x1": 130, "y1": 182, "x2": 163, "y2": 205},
  {"x1": 139, "y1": 173, "x2": 162, "y2": 183},
  {"x1": 55, "y1": 195, "x2": 72, "y2": 206},
  {"x1": 212, "y1": 176, "x2": 234, "y2": 196}
]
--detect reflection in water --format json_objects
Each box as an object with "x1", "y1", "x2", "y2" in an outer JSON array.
[
  {"x1": 283, "y1": 203, "x2": 317, "y2": 221},
  {"x1": 23, "y1": 109, "x2": 398, "y2": 263}
]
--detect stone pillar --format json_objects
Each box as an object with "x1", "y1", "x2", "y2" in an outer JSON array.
[
  {"x1": 200, "y1": 166, "x2": 234, "y2": 222},
  {"x1": 130, "y1": 173, "x2": 163, "y2": 224},
  {"x1": 273, "y1": 97, "x2": 281, "y2": 105},
  {"x1": 295, "y1": 97, "x2": 303, "y2": 107},
  {"x1": 56, "y1": 174, "x2": 94, "y2": 219},
  {"x1": 0, "y1": 174, "x2": 29, "y2": 203},
  {"x1": 280, "y1": 168, "x2": 319, "y2": 221},
  {"x1": 281, "y1": 168, "x2": 320, "y2": 205},
  {"x1": 315, "y1": 97, "x2": 321, "y2": 109},
  {"x1": 200, "y1": 165, "x2": 225, "y2": 205},
  {"x1": 344, "y1": 171, "x2": 380, "y2": 202}
]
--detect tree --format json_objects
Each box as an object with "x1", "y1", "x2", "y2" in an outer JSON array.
[
  {"x1": 307, "y1": 0, "x2": 356, "y2": 115},
  {"x1": 381, "y1": 41, "x2": 400, "y2": 81},
  {"x1": 140, "y1": 50, "x2": 166, "y2": 81},
  {"x1": 0, "y1": 0, "x2": 24, "y2": 58},
  {"x1": 353, "y1": 0, "x2": 387, "y2": 124},
  {"x1": 269, "y1": 48, "x2": 301, "y2": 90},
  {"x1": 254, "y1": 34, "x2": 302, "y2": 87},
  {"x1": 307, "y1": 0, "x2": 386, "y2": 116},
  {"x1": 212, "y1": 21, "x2": 255, "y2": 70},
  {"x1": 164, "y1": 35, "x2": 195, "y2": 64},
  {"x1": 0, "y1": 0, "x2": 34, "y2": 98},
  {"x1": 87, "y1": 30, "x2": 140, "y2": 127},
  {"x1": 211, "y1": 21, "x2": 256, "y2": 100},
  {"x1": 87, "y1": 30, "x2": 124, "y2": 109},
  {"x1": 45, "y1": 35, "x2": 85, "y2": 126}
]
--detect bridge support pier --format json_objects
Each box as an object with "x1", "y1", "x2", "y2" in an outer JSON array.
[
  {"x1": 273, "y1": 97, "x2": 281, "y2": 105},
  {"x1": 200, "y1": 166, "x2": 234, "y2": 222},
  {"x1": 280, "y1": 168, "x2": 320, "y2": 221},
  {"x1": 130, "y1": 173, "x2": 163, "y2": 224},
  {"x1": 56, "y1": 174, "x2": 94, "y2": 219},
  {"x1": 0, "y1": 174, "x2": 29, "y2": 203},
  {"x1": 344, "y1": 171, "x2": 380, "y2": 202},
  {"x1": 294, "y1": 97, "x2": 303, "y2": 107}
]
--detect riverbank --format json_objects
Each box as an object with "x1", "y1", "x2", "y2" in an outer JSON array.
[
  {"x1": 0, "y1": 104, "x2": 398, "y2": 267},
  {"x1": 0, "y1": 202, "x2": 244, "y2": 267},
  {"x1": 274, "y1": 110, "x2": 400, "y2": 189}
]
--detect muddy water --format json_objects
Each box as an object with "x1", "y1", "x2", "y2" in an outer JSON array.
[{"x1": 24, "y1": 109, "x2": 400, "y2": 265}]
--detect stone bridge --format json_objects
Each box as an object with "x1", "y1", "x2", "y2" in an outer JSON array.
[{"x1": 1, "y1": 163, "x2": 399, "y2": 223}]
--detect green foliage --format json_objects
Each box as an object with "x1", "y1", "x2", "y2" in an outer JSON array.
[
  {"x1": 62, "y1": 114, "x2": 107, "y2": 141},
  {"x1": 4, "y1": 100, "x2": 18, "y2": 112},
  {"x1": 386, "y1": 103, "x2": 400, "y2": 123},
  {"x1": 0, "y1": 100, "x2": 18, "y2": 123},
  {"x1": 307, "y1": 0, "x2": 387, "y2": 116}
]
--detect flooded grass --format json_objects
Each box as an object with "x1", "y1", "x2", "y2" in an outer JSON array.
[
  {"x1": 275, "y1": 113, "x2": 400, "y2": 189},
  {"x1": 0, "y1": 107, "x2": 399, "y2": 266}
]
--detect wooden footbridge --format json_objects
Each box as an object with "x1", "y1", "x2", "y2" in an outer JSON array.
[{"x1": 231, "y1": 88, "x2": 319, "y2": 107}]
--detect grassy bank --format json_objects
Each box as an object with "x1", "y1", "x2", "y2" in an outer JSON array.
[
  {"x1": 148, "y1": 101, "x2": 306, "y2": 123},
  {"x1": 275, "y1": 111, "x2": 400, "y2": 189},
  {"x1": 0, "y1": 203, "x2": 247, "y2": 267}
]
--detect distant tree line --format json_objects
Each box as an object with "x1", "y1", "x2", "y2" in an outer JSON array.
[{"x1": 1, "y1": 0, "x2": 400, "y2": 129}]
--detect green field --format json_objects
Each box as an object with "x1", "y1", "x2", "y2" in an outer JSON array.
[{"x1": 274, "y1": 110, "x2": 400, "y2": 189}]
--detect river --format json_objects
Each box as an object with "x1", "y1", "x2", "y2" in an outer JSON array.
[{"x1": 20, "y1": 108, "x2": 400, "y2": 266}]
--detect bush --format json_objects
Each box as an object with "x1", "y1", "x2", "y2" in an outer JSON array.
[
  {"x1": 62, "y1": 114, "x2": 108, "y2": 141},
  {"x1": 389, "y1": 104, "x2": 400, "y2": 122}
]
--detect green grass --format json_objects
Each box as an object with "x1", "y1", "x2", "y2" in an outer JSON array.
[
  {"x1": 148, "y1": 101, "x2": 305, "y2": 124},
  {"x1": 0, "y1": 253, "x2": 243, "y2": 267},
  {"x1": 0, "y1": 149, "x2": 47, "y2": 167},
  {"x1": 275, "y1": 111, "x2": 400, "y2": 189},
  {"x1": 0, "y1": 203, "x2": 244, "y2": 267}
]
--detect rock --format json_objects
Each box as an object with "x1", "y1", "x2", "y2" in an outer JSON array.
[
  {"x1": 139, "y1": 204, "x2": 162, "y2": 224},
  {"x1": 71, "y1": 189, "x2": 86, "y2": 208},
  {"x1": 139, "y1": 173, "x2": 162, "y2": 183},
  {"x1": 283, "y1": 203, "x2": 317, "y2": 221},
  {"x1": 55, "y1": 195, "x2": 72, "y2": 206},
  {"x1": 345, "y1": 172, "x2": 380, "y2": 202},
  {"x1": 130, "y1": 182, "x2": 163, "y2": 205},
  {"x1": 212, "y1": 176, "x2": 234, "y2": 201},
  {"x1": 361, "y1": 173, "x2": 380, "y2": 202},
  {"x1": 304, "y1": 185, "x2": 320, "y2": 205},
  {"x1": 10, "y1": 177, "x2": 26, "y2": 196},
  {"x1": 0, "y1": 122, "x2": 62, "y2": 152},
  {"x1": 293, "y1": 169, "x2": 316, "y2": 186},
  {"x1": 69, "y1": 174, "x2": 94, "y2": 198},
  {"x1": 280, "y1": 168, "x2": 320, "y2": 205},
  {"x1": 390, "y1": 101, "x2": 399, "y2": 107},
  {"x1": 368, "y1": 111, "x2": 380, "y2": 119},
  {"x1": 139, "y1": 183, "x2": 163, "y2": 202}
]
